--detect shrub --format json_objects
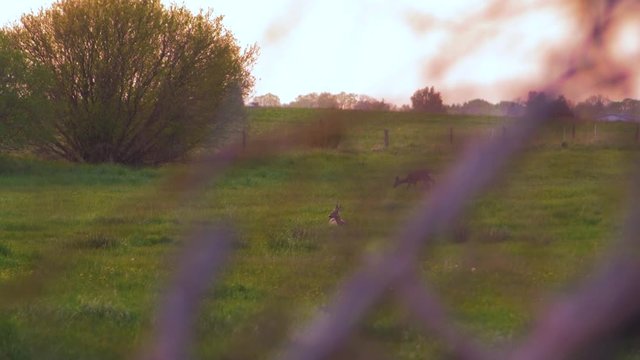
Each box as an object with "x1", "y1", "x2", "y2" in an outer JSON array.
[{"x1": 7, "y1": 0, "x2": 257, "y2": 165}]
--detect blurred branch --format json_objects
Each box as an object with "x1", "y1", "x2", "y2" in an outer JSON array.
[
  {"x1": 139, "y1": 225, "x2": 235, "y2": 360},
  {"x1": 281, "y1": 102, "x2": 558, "y2": 360},
  {"x1": 508, "y1": 162, "x2": 640, "y2": 360},
  {"x1": 395, "y1": 269, "x2": 494, "y2": 360},
  {"x1": 280, "y1": 1, "x2": 628, "y2": 357}
]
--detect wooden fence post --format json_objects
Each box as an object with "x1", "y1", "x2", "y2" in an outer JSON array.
[
  {"x1": 384, "y1": 129, "x2": 389, "y2": 149},
  {"x1": 563, "y1": 126, "x2": 566, "y2": 142},
  {"x1": 449, "y1": 127, "x2": 453, "y2": 144},
  {"x1": 636, "y1": 123, "x2": 639, "y2": 143},
  {"x1": 572, "y1": 123, "x2": 576, "y2": 140},
  {"x1": 594, "y1": 123, "x2": 597, "y2": 140}
]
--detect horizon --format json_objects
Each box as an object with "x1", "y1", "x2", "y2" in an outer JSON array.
[
  {"x1": 252, "y1": 90, "x2": 640, "y2": 108},
  {"x1": 1, "y1": 1, "x2": 638, "y2": 105}
]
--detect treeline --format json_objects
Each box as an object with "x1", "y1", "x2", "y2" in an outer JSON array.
[
  {"x1": 449, "y1": 93, "x2": 640, "y2": 120},
  {"x1": 251, "y1": 92, "x2": 395, "y2": 111},
  {"x1": 252, "y1": 88, "x2": 640, "y2": 121}
]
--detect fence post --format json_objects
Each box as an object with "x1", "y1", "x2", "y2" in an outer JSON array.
[
  {"x1": 572, "y1": 123, "x2": 576, "y2": 140},
  {"x1": 384, "y1": 129, "x2": 389, "y2": 149},
  {"x1": 594, "y1": 123, "x2": 597, "y2": 140},
  {"x1": 636, "y1": 123, "x2": 639, "y2": 143},
  {"x1": 502, "y1": 126, "x2": 506, "y2": 139},
  {"x1": 563, "y1": 126, "x2": 566, "y2": 142},
  {"x1": 449, "y1": 127, "x2": 453, "y2": 144}
]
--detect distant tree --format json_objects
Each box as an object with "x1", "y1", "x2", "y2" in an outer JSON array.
[
  {"x1": 550, "y1": 95, "x2": 574, "y2": 118},
  {"x1": 289, "y1": 93, "x2": 319, "y2": 108},
  {"x1": 288, "y1": 92, "x2": 338, "y2": 108},
  {"x1": 619, "y1": 98, "x2": 640, "y2": 115},
  {"x1": 335, "y1": 92, "x2": 358, "y2": 110},
  {"x1": 353, "y1": 95, "x2": 391, "y2": 111},
  {"x1": 7, "y1": 0, "x2": 257, "y2": 165},
  {"x1": 411, "y1": 86, "x2": 445, "y2": 113},
  {"x1": 525, "y1": 91, "x2": 548, "y2": 117},
  {"x1": 525, "y1": 91, "x2": 573, "y2": 118},
  {"x1": 288, "y1": 91, "x2": 393, "y2": 110},
  {"x1": 574, "y1": 95, "x2": 611, "y2": 119},
  {"x1": 496, "y1": 101, "x2": 525, "y2": 117},
  {"x1": 445, "y1": 103, "x2": 462, "y2": 114},
  {"x1": 317, "y1": 92, "x2": 339, "y2": 109},
  {"x1": 459, "y1": 99, "x2": 494, "y2": 115},
  {"x1": 252, "y1": 93, "x2": 281, "y2": 107}
]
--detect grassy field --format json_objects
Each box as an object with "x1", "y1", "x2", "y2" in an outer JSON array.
[{"x1": 0, "y1": 108, "x2": 639, "y2": 359}]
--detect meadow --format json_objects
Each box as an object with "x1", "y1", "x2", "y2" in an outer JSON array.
[{"x1": 0, "y1": 108, "x2": 638, "y2": 359}]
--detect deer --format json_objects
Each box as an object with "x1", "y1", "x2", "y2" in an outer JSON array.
[
  {"x1": 328, "y1": 203, "x2": 347, "y2": 226},
  {"x1": 394, "y1": 169, "x2": 435, "y2": 188}
]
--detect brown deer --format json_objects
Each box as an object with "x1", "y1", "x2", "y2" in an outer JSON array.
[
  {"x1": 394, "y1": 169, "x2": 435, "y2": 188},
  {"x1": 328, "y1": 203, "x2": 346, "y2": 226}
]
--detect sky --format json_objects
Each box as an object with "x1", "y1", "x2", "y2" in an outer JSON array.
[{"x1": 1, "y1": 0, "x2": 638, "y2": 105}]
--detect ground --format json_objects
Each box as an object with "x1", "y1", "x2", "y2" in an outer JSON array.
[{"x1": 0, "y1": 108, "x2": 638, "y2": 358}]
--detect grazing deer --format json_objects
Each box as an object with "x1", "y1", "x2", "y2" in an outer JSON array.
[
  {"x1": 328, "y1": 203, "x2": 347, "y2": 226},
  {"x1": 394, "y1": 169, "x2": 435, "y2": 188}
]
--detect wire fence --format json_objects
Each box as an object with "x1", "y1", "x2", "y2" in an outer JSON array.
[
  {"x1": 136, "y1": 1, "x2": 640, "y2": 358},
  {"x1": 1, "y1": 0, "x2": 639, "y2": 359}
]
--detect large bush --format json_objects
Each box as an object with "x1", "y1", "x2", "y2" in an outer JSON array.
[{"x1": 7, "y1": 0, "x2": 257, "y2": 165}]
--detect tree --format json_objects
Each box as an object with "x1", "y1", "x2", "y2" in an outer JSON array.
[
  {"x1": 335, "y1": 92, "x2": 358, "y2": 110},
  {"x1": 353, "y1": 95, "x2": 391, "y2": 111},
  {"x1": 289, "y1": 93, "x2": 319, "y2": 108},
  {"x1": 317, "y1": 92, "x2": 339, "y2": 109},
  {"x1": 459, "y1": 99, "x2": 493, "y2": 115},
  {"x1": 496, "y1": 101, "x2": 525, "y2": 117},
  {"x1": 7, "y1": 0, "x2": 257, "y2": 165},
  {"x1": 0, "y1": 31, "x2": 52, "y2": 151},
  {"x1": 550, "y1": 95, "x2": 574, "y2": 118},
  {"x1": 252, "y1": 93, "x2": 281, "y2": 107},
  {"x1": 525, "y1": 91, "x2": 574, "y2": 119},
  {"x1": 411, "y1": 86, "x2": 445, "y2": 113}
]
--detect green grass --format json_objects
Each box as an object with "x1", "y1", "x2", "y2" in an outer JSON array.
[{"x1": 0, "y1": 108, "x2": 639, "y2": 358}]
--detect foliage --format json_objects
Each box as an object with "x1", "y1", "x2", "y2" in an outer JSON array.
[
  {"x1": 353, "y1": 95, "x2": 392, "y2": 111},
  {"x1": 449, "y1": 100, "x2": 524, "y2": 117},
  {"x1": 496, "y1": 100, "x2": 525, "y2": 117},
  {"x1": 316, "y1": 92, "x2": 339, "y2": 109},
  {"x1": 251, "y1": 93, "x2": 281, "y2": 107},
  {"x1": 410, "y1": 86, "x2": 446, "y2": 113},
  {"x1": 574, "y1": 95, "x2": 640, "y2": 121},
  {"x1": 525, "y1": 91, "x2": 574, "y2": 119},
  {"x1": 289, "y1": 92, "x2": 338, "y2": 109},
  {"x1": 7, "y1": 0, "x2": 257, "y2": 165},
  {"x1": 0, "y1": 31, "x2": 52, "y2": 151},
  {"x1": 288, "y1": 92, "x2": 391, "y2": 110},
  {"x1": 288, "y1": 93, "x2": 319, "y2": 108}
]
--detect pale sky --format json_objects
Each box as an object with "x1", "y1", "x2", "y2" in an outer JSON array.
[{"x1": 1, "y1": 0, "x2": 639, "y2": 105}]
